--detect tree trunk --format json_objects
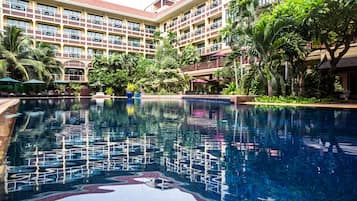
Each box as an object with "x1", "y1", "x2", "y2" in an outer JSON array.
[
  {"x1": 267, "y1": 79, "x2": 273, "y2": 97},
  {"x1": 233, "y1": 59, "x2": 238, "y2": 91},
  {"x1": 298, "y1": 74, "x2": 304, "y2": 96},
  {"x1": 291, "y1": 78, "x2": 296, "y2": 96}
]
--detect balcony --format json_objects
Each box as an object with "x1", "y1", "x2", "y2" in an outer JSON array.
[
  {"x1": 108, "y1": 40, "x2": 126, "y2": 50},
  {"x1": 63, "y1": 34, "x2": 85, "y2": 45},
  {"x1": 180, "y1": 59, "x2": 225, "y2": 72},
  {"x1": 87, "y1": 20, "x2": 107, "y2": 32},
  {"x1": 63, "y1": 53, "x2": 85, "y2": 59},
  {"x1": 35, "y1": 30, "x2": 61, "y2": 43},
  {"x1": 64, "y1": 74, "x2": 86, "y2": 82},
  {"x1": 62, "y1": 15, "x2": 86, "y2": 27},
  {"x1": 191, "y1": 6, "x2": 206, "y2": 24},
  {"x1": 108, "y1": 23, "x2": 126, "y2": 35},
  {"x1": 208, "y1": 0, "x2": 222, "y2": 17},
  {"x1": 179, "y1": 15, "x2": 190, "y2": 29},
  {"x1": 34, "y1": 10, "x2": 61, "y2": 23},
  {"x1": 145, "y1": 44, "x2": 156, "y2": 53},
  {"x1": 192, "y1": 28, "x2": 206, "y2": 42},
  {"x1": 208, "y1": 22, "x2": 222, "y2": 37},
  {"x1": 127, "y1": 41, "x2": 144, "y2": 52},
  {"x1": 168, "y1": 21, "x2": 177, "y2": 31},
  {"x1": 87, "y1": 37, "x2": 106, "y2": 48},
  {"x1": 127, "y1": 26, "x2": 144, "y2": 37},
  {"x1": 145, "y1": 29, "x2": 155, "y2": 37},
  {"x1": 3, "y1": 2, "x2": 34, "y2": 18}
]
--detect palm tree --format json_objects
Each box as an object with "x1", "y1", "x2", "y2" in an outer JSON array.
[
  {"x1": 31, "y1": 42, "x2": 63, "y2": 81},
  {"x1": 118, "y1": 53, "x2": 138, "y2": 76},
  {"x1": 0, "y1": 27, "x2": 61, "y2": 81},
  {"x1": 0, "y1": 27, "x2": 34, "y2": 79}
]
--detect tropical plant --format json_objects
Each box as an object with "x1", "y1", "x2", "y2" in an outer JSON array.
[
  {"x1": 105, "y1": 87, "x2": 113, "y2": 95},
  {"x1": 126, "y1": 83, "x2": 135, "y2": 92},
  {"x1": 179, "y1": 44, "x2": 201, "y2": 66},
  {"x1": 0, "y1": 26, "x2": 56, "y2": 80}
]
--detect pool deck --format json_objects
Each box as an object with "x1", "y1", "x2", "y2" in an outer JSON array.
[
  {"x1": 0, "y1": 98, "x2": 20, "y2": 115},
  {"x1": 241, "y1": 101, "x2": 357, "y2": 109},
  {"x1": 2, "y1": 95, "x2": 357, "y2": 109}
]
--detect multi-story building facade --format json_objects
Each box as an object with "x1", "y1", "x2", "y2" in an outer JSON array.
[
  {"x1": 0, "y1": 0, "x2": 232, "y2": 83},
  {"x1": 1, "y1": 0, "x2": 356, "y2": 97}
]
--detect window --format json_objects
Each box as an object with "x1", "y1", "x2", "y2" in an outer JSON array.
[
  {"x1": 145, "y1": 25, "x2": 156, "y2": 33},
  {"x1": 7, "y1": 0, "x2": 28, "y2": 11},
  {"x1": 64, "y1": 46, "x2": 82, "y2": 58},
  {"x1": 196, "y1": 4, "x2": 205, "y2": 15},
  {"x1": 87, "y1": 48, "x2": 103, "y2": 56},
  {"x1": 64, "y1": 9, "x2": 81, "y2": 21},
  {"x1": 211, "y1": 0, "x2": 219, "y2": 8},
  {"x1": 128, "y1": 21, "x2": 140, "y2": 31},
  {"x1": 87, "y1": 31, "x2": 103, "y2": 42},
  {"x1": 128, "y1": 37, "x2": 141, "y2": 47},
  {"x1": 181, "y1": 11, "x2": 191, "y2": 22},
  {"x1": 38, "y1": 24, "x2": 58, "y2": 36},
  {"x1": 7, "y1": 19, "x2": 30, "y2": 30},
  {"x1": 146, "y1": 40, "x2": 155, "y2": 49},
  {"x1": 64, "y1": 28, "x2": 81, "y2": 39},
  {"x1": 108, "y1": 35, "x2": 122, "y2": 45},
  {"x1": 196, "y1": 23, "x2": 205, "y2": 35},
  {"x1": 108, "y1": 18, "x2": 122, "y2": 28},
  {"x1": 197, "y1": 43, "x2": 205, "y2": 54},
  {"x1": 211, "y1": 18, "x2": 222, "y2": 29},
  {"x1": 88, "y1": 14, "x2": 103, "y2": 25},
  {"x1": 37, "y1": 4, "x2": 56, "y2": 16}
]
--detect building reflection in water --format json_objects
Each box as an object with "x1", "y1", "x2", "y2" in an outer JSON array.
[{"x1": 2, "y1": 99, "x2": 357, "y2": 201}]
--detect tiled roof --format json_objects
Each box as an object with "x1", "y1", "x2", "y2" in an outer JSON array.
[
  {"x1": 66, "y1": 0, "x2": 192, "y2": 22},
  {"x1": 71, "y1": 0, "x2": 157, "y2": 18}
]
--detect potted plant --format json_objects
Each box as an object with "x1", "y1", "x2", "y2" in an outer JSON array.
[{"x1": 126, "y1": 83, "x2": 135, "y2": 99}]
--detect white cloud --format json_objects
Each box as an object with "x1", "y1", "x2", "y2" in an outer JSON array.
[{"x1": 103, "y1": 0, "x2": 155, "y2": 10}]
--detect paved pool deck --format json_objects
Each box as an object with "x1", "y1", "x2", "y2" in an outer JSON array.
[
  {"x1": 241, "y1": 101, "x2": 357, "y2": 109},
  {"x1": 0, "y1": 98, "x2": 20, "y2": 115},
  {"x1": 1, "y1": 96, "x2": 357, "y2": 109}
]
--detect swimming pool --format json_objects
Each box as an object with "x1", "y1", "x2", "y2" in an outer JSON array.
[{"x1": 1, "y1": 98, "x2": 357, "y2": 201}]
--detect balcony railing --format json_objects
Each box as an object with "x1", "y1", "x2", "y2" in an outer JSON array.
[
  {"x1": 63, "y1": 53, "x2": 85, "y2": 59},
  {"x1": 208, "y1": 0, "x2": 222, "y2": 16},
  {"x1": 35, "y1": 31, "x2": 61, "y2": 43},
  {"x1": 63, "y1": 34, "x2": 86, "y2": 45},
  {"x1": 34, "y1": 10, "x2": 61, "y2": 23},
  {"x1": 87, "y1": 20, "x2": 107, "y2": 31},
  {"x1": 108, "y1": 23, "x2": 126, "y2": 34},
  {"x1": 3, "y1": 2, "x2": 34, "y2": 18},
  {"x1": 62, "y1": 15, "x2": 86, "y2": 27},
  {"x1": 180, "y1": 59, "x2": 225, "y2": 72},
  {"x1": 64, "y1": 74, "x2": 85, "y2": 82}
]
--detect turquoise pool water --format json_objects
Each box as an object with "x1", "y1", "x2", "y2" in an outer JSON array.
[{"x1": 1, "y1": 98, "x2": 357, "y2": 201}]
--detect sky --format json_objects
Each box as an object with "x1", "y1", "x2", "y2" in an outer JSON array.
[{"x1": 104, "y1": 0, "x2": 155, "y2": 10}]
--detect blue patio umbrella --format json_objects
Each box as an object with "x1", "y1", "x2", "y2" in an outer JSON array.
[
  {"x1": 0, "y1": 77, "x2": 21, "y2": 92},
  {"x1": 0, "y1": 77, "x2": 21, "y2": 83},
  {"x1": 23, "y1": 79, "x2": 45, "y2": 84}
]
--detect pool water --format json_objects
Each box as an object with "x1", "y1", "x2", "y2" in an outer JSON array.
[{"x1": 1, "y1": 98, "x2": 357, "y2": 201}]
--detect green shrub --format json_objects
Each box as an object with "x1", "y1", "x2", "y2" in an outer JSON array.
[
  {"x1": 105, "y1": 87, "x2": 113, "y2": 95},
  {"x1": 255, "y1": 96, "x2": 336, "y2": 104}
]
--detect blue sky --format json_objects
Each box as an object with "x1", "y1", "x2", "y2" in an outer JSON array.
[{"x1": 104, "y1": 0, "x2": 155, "y2": 10}]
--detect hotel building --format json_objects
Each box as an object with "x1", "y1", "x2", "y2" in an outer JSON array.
[{"x1": 0, "y1": 0, "x2": 356, "y2": 96}]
